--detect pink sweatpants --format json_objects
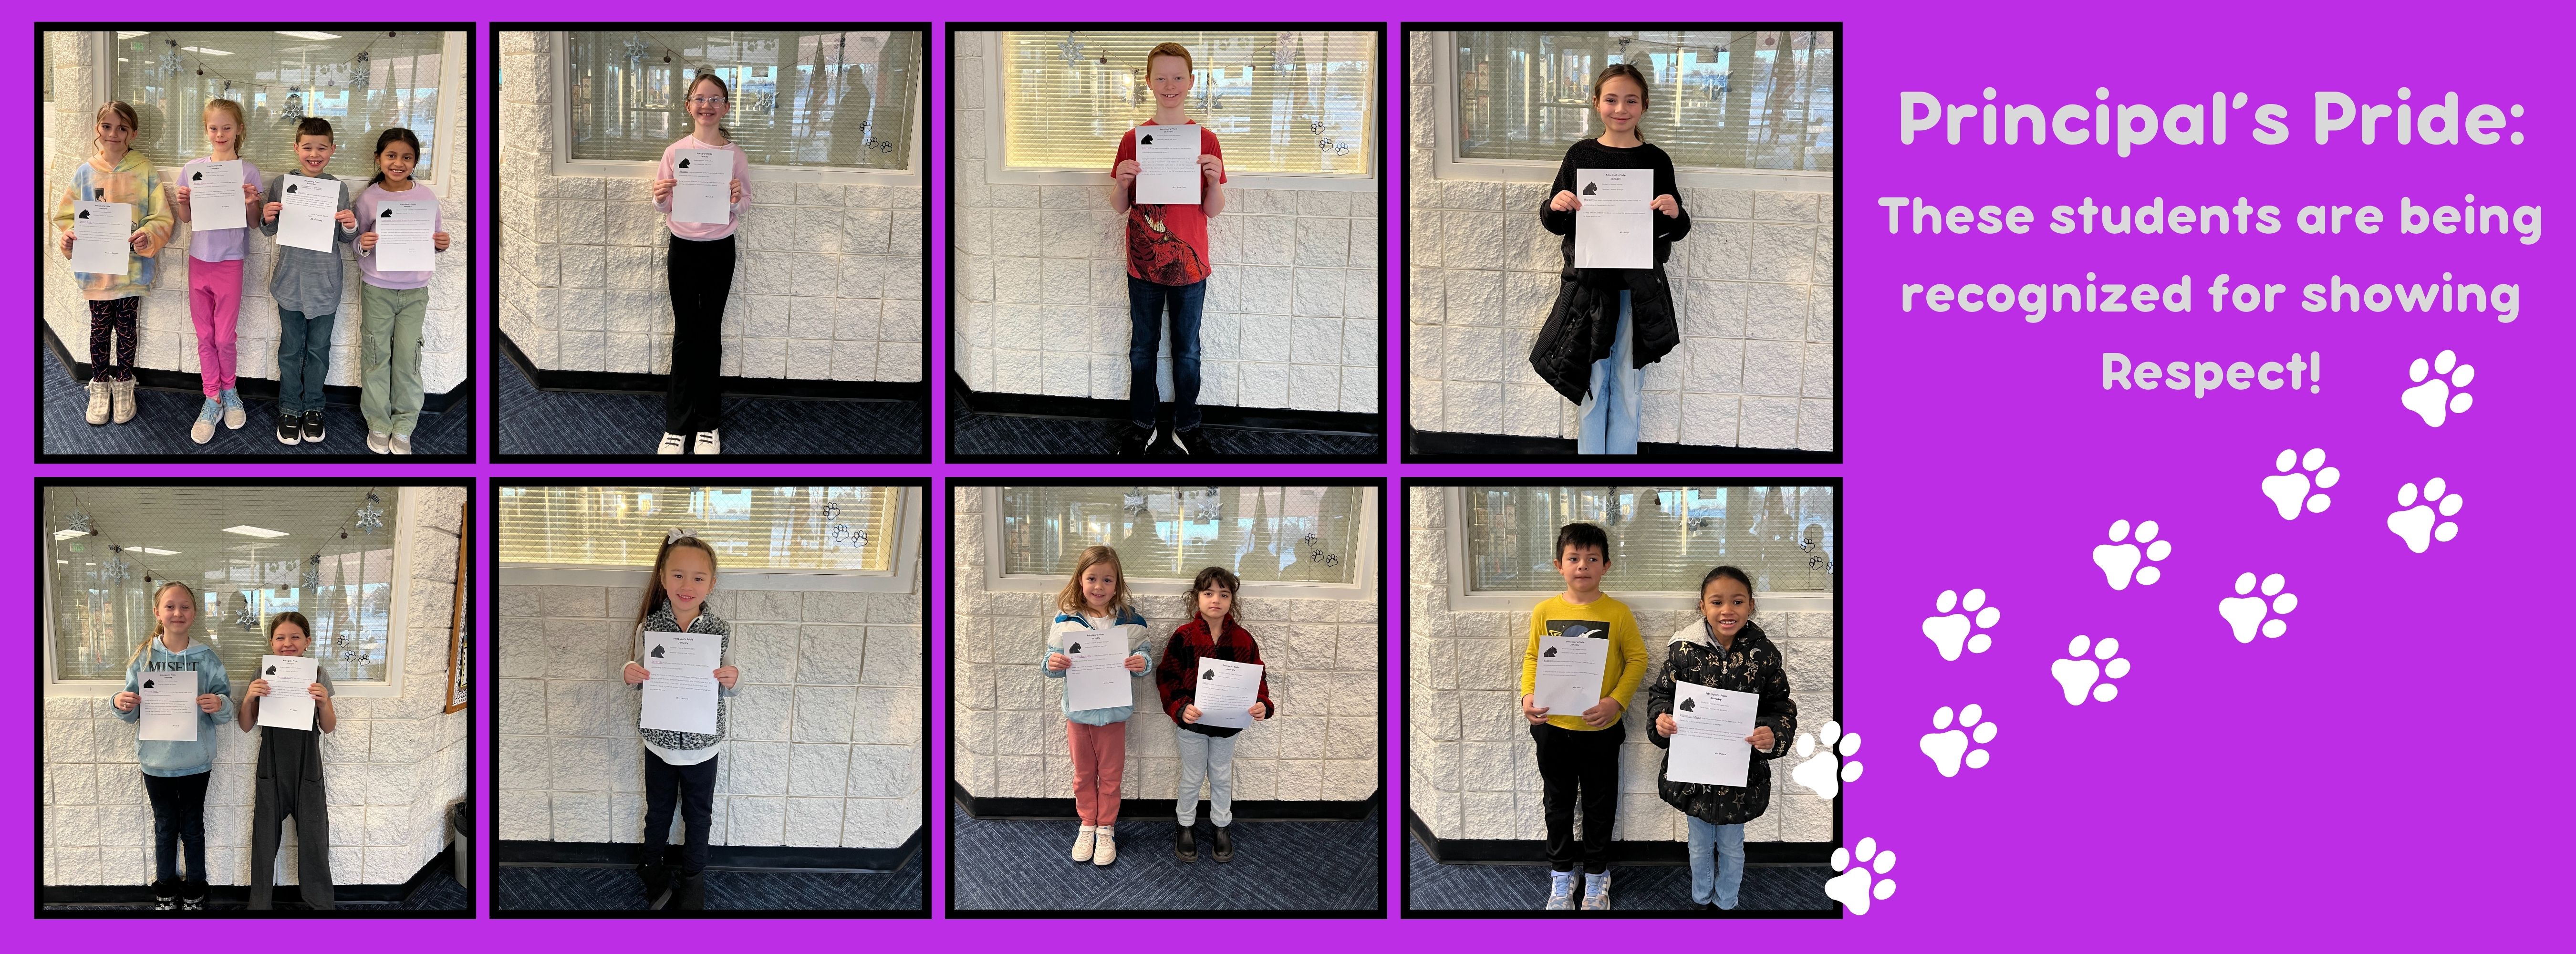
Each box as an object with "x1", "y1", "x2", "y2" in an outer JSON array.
[
  {"x1": 188, "y1": 258, "x2": 243, "y2": 396},
  {"x1": 1066, "y1": 720, "x2": 1128, "y2": 826}
]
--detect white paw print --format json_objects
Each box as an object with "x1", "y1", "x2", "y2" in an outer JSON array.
[
  {"x1": 1920, "y1": 588, "x2": 2000, "y2": 661},
  {"x1": 1918, "y1": 704, "x2": 1997, "y2": 778},
  {"x1": 2401, "y1": 350, "x2": 2475, "y2": 427},
  {"x1": 1790, "y1": 720, "x2": 1863, "y2": 800},
  {"x1": 2387, "y1": 478, "x2": 2464, "y2": 553},
  {"x1": 2091, "y1": 519, "x2": 2171, "y2": 590},
  {"x1": 2051, "y1": 635, "x2": 2129, "y2": 705},
  {"x1": 1824, "y1": 837, "x2": 1897, "y2": 915},
  {"x1": 2259, "y1": 448, "x2": 2340, "y2": 520},
  {"x1": 2218, "y1": 572, "x2": 2298, "y2": 643}
]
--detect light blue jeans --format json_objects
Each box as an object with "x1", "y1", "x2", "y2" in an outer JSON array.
[
  {"x1": 1688, "y1": 816, "x2": 1746, "y2": 908},
  {"x1": 1174, "y1": 729, "x2": 1237, "y2": 828},
  {"x1": 1576, "y1": 290, "x2": 1640, "y2": 454}
]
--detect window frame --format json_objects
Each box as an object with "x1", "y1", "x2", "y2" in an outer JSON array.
[
  {"x1": 1441, "y1": 486, "x2": 1833, "y2": 613},
  {"x1": 975, "y1": 31, "x2": 1380, "y2": 195},
  {"x1": 42, "y1": 488, "x2": 418, "y2": 700},
  {"x1": 90, "y1": 30, "x2": 469, "y2": 194},
  {"x1": 1426, "y1": 30, "x2": 1834, "y2": 194},
  {"x1": 498, "y1": 486, "x2": 924, "y2": 594},
  {"x1": 549, "y1": 30, "x2": 926, "y2": 188},
  {"x1": 979, "y1": 486, "x2": 1379, "y2": 601}
]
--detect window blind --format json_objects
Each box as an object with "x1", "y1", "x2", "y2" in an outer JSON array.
[
  {"x1": 997, "y1": 486, "x2": 1364, "y2": 585},
  {"x1": 564, "y1": 31, "x2": 920, "y2": 171},
  {"x1": 994, "y1": 31, "x2": 1375, "y2": 176},
  {"x1": 498, "y1": 486, "x2": 898, "y2": 572},
  {"x1": 1465, "y1": 486, "x2": 1836, "y2": 593},
  {"x1": 1453, "y1": 30, "x2": 1836, "y2": 173},
  {"x1": 102, "y1": 30, "x2": 450, "y2": 183}
]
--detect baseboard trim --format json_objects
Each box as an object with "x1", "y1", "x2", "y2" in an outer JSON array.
[
  {"x1": 496, "y1": 828, "x2": 921, "y2": 874},
  {"x1": 950, "y1": 780, "x2": 1377, "y2": 822},
  {"x1": 1405, "y1": 427, "x2": 1838, "y2": 463},
  {"x1": 42, "y1": 322, "x2": 470, "y2": 413},
  {"x1": 1404, "y1": 808, "x2": 1832, "y2": 866},
  {"x1": 948, "y1": 372, "x2": 1385, "y2": 437},
  {"x1": 42, "y1": 842, "x2": 463, "y2": 906},
  {"x1": 499, "y1": 330, "x2": 924, "y2": 403}
]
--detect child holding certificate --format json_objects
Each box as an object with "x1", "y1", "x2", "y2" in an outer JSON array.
[
  {"x1": 351, "y1": 127, "x2": 449, "y2": 455},
  {"x1": 1645, "y1": 566, "x2": 1797, "y2": 911},
  {"x1": 235, "y1": 612, "x2": 339, "y2": 910},
  {"x1": 1040, "y1": 546, "x2": 1155, "y2": 865},
  {"x1": 1106, "y1": 42, "x2": 1227, "y2": 456},
  {"x1": 1153, "y1": 567, "x2": 1274, "y2": 863},
  {"x1": 172, "y1": 99, "x2": 263, "y2": 444},
  {"x1": 618, "y1": 530, "x2": 739, "y2": 910},
  {"x1": 104, "y1": 581, "x2": 233, "y2": 911},
  {"x1": 1529, "y1": 63, "x2": 1692, "y2": 455},
  {"x1": 52, "y1": 101, "x2": 175, "y2": 427},
  {"x1": 648, "y1": 71, "x2": 752, "y2": 456},
  {"x1": 1517, "y1": 522, "x2": 1648, "y2": 909},
  {"x1": 260, "y1": 117, "x2": 361, "y2": 446}
]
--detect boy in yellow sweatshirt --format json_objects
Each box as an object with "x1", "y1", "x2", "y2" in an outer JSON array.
[{"x1": 1518, "y1": 522, "x2": 1649, "y2": 910}]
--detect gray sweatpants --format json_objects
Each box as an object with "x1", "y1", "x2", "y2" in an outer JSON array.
[{"x1": 1174, "y1": 729, "x2": 1237, "y2": 828}]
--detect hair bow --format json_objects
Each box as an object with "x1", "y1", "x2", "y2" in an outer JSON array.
[{"x1": 665, "y1": 528, "x2": 698, "y2": 544}]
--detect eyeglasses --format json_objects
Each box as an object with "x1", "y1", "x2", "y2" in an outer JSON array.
[{"x1": 688, "y1": 96, "x2": 728, "y2": 106}]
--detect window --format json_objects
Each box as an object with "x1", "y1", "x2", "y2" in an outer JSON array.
[
  {"x1": 1446, "y1": 30, "x2": 1836, "y2": 174},
  {"x1": 102, "y1": 30, "x2": 452, "y2": 183},
  {"x1": 1461, "y1": 486, "x2": 1835, "y2": 594},
  {"x1": 562, "y1": 31, "x2": 921, "y2": 172},
  {"x1": 996, "y1": 486, "x2": 1369, "y2": 586},
  {"x1": 45, "y1": 486, "x2": 406, "y2": 686},
  {"x1": 498, "y1": 486, "x2": 904, "y2": 573},
  {"x1": 992, "y1": 30, "x2": 1375, "y2": 176}
]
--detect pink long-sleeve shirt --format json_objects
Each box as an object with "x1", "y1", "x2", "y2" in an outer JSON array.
[{"x1": 653, "y1": 135, "x2": 751, "y2": 241}]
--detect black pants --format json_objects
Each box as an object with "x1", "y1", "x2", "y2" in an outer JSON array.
[
  {"x1": 89, "y1": 296, "x2": 141, "y2": 381},
  {"x1": 1532, "y1": 720, "x2": 1626, "y2": 873},
  {"x1": 249, "y1": 726, "x2": 334, "y2": 909},
  {"x1": 643, "y1": 750, "x2": 719, "y2": 875},
  {"x1": 142, "y1": 771, "x2": 211, "y2": 889},
  {"x1": 664, "y1": 233, "x2": 736, "y2": 433}
]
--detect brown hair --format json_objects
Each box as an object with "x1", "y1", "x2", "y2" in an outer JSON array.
[
  {"x1": 632, "y1": 533, "x2": 722, "y2": 634},
  {"x1": 202, "y1": 98, "x2": 247, "y2": 145},
  {"x1": 92, "y1": 100, "x2": 141, "y2": 153},
  {"x1": 686, "y1": 71, "x2": 733, "y2": 139},
  {"x1": 1146, "y1": 41, "x2": 1193, "y2": 75},
  {"x1": 124, "y1": 580, "x2": 200, "y2": 669},
  {"x1": 295, "y1": 116, "x2": 335, "y2": 144},
  {"x1": 1190, "y1": 566, "x2": 1240, "y2": 620},
  {"x1": 1055, "y1": 545, "x2": 1132, "y2": 617},
  {"x1": 1591, "y1": 62, "x2": 1652, "y2": 111},
  {"x1": 267, "y1": 611, "x2": 313, "y2": 648},
  {"x1": 1699, "y1": 565, "x2": 1756, "y2": 616}
]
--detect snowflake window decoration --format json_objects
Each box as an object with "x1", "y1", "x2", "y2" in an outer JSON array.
[
  {"x1": 62, "y1": 510, "x2": 92, "y2": 536},
  {"x1": 301, "y1": 554, "x2": 323, "y2": 589},
  {"x1": 101, "y1": 546, "x2": 133, "y2": 584},
  {"x1": 355, "y1": 490, "x2": 384, "y2": 534},
  {"x1": 1122, "y1": 488, "x2": 1149, "y2": 516},
  {"x1": 1186, "y1": 487, "x2": 1224, "y2": 521},
  {"x1": 232, "y1": 598, "x2": 261, "y2": 630}
]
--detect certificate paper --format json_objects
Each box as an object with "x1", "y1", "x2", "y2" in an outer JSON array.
[
  {"x1": 1191, "y1": 658, "x2": 1264, "y2": 729},
  {"x1": 669, "y1": 149, "x2": 732, "y2": 225},
  {"x1": 1572, "y1": 168, "x2": 1653, "y2": 270},
  {"x1": 1132, "y1": 125, "x2": 1201, "y2": 205},
  {"x1": 639, "y1": 631, "x2": 721, "y2": 735},
  {"x1": 1533, "y1": 620, "x2": 1612, "y2": 716},
  {"x1": 188, "y1": 160, "x2": 248, "y2": 231},
  {"x1": 276, "y1": 175, "x2": 341, "y2": 253},
  {"x1": 373, "y1": 199, "x2": 436, "y2": 272},
  {"x1": 70, "y1": 200, "x2": 133, "y2": 275},
  {"x1": 1059, "y1": 630, "x2": 1134, "y2": 712},
  {"x1": 1665, "y1": 680, "x2": 1761, "y2": 787},
  {"x1": 255, "y1": 655, "x2": 318, "y2": 730},
  {"x1": 137, "y1": 669, "x2": 198, "y2": 742}
]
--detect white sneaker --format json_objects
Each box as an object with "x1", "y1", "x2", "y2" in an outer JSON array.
[
  {"x1": 111, "y1": 380, "x2": 137, "y2": 424},
  {"x1": 190, "y1": 398, "x2": 220, "y2": 445},
  {"x1": 693, "y1": 429, "x2": 721, "y2": 455},
  {"x1": 367, "y1": 430, "x2": 391, "y2": 454},
  {"x1": 220, "y1": 389, "x2": 245, "y2": 429},
  {"x1": 656, "y1": 433, "x2": 686, "y2": 455},
  {"x1": 1070, "y1": 825, "x2": 1097, "y2": 862},
  {"x1": 85, "y1": 380, "x2": 111, "y2": 425},
  {"x1": 1092, "y1": 825, "x2": 1117, "y2": 866},
  {"x1": 1582, "y1": 870, "x2": 1612, "y2": 910},
  {"x1": 1545, "y1": 870, "x2": 1578, "y2": 910},
  {"x1": 389, "y1": 433, "x2": 412, "y2": 455}
]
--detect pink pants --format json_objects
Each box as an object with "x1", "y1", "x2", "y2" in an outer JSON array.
[
  {"x1": 187, "y1": 258, "x2": 243, "y2": 396},
  {"x1": 1066, "y1": 720, "x2": 1128, "y2": 826}
]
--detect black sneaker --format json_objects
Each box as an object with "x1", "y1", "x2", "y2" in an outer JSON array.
[
  {"x1": 152, "y1": 879, "x2": 177, "y2": 911},
  {"x1": 180, "y1": 879, "x2": 208, "y2": 910},
  {"x1": 276, "y1": 414, "x2": 302, "y2": 445},
  {"x1": 638, "y1": 862, "x2": 673, "y2": 909},
  {"x1": 1116, "y1": 423, "x2": 1157, "y2": 456},
  {"x1": 1210, "y1": 823, "x2": 1233, "y2": 862},
  {"x1": 1176, "y1": 823, "x2": 1198, "y2": 863},
  {"x1": 301, "y1": 410, "x2": 325, "y2": 443},
  {"x1": 1170, "y1": 425, "x2": 1216, "y2": 456}
]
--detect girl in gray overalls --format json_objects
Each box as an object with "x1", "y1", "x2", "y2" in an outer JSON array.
[{"x1": 236, "y1": 612, "x2": 338, "y2": 909}]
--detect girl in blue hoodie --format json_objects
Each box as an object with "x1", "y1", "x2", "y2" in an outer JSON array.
[
  {"x1": 1040, "y1": 545, "x2": 1155, "y2": 866},
  {"x1": 107, "y1": 581, "x2": 234, "y2": 911}
]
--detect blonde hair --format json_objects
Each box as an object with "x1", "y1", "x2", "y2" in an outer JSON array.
[
  {"x1": 1055, "y1": 545, "x2": 1132, "y2": 617},
  {"x1": 202, "y1": 98, "x2": 247, "y2": 145},
  {"x1": 1146, "y1": 41, "x2": 1193, "y2": 75},
  {"x1": 125, "y1": 580, "x2": 199, "y2": 669}
]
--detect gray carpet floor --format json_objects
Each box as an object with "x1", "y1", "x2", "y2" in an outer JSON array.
[
  {"x1": 496, "y1": 357, "x2": 925, "y2": 456},
  {"x1": 1405, "y1": 831, "x2": 1834, "y2": 912},
  {"x1": 949, "y1": 802, "x2": 1381, "y2": 912},
  {"x1": 494, "y1": 850, "x2": 924, "y2": 912},
  {"x1": 42, "y1": 350, "x2": 471, "y2": 457}
]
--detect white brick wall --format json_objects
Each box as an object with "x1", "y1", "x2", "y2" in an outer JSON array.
[
  {"x1": 950, "y1": 487, "x2": 1381, "y2": 805},
  {"x1": 495, "y1": 31, "x2": 925, "y2": 383},
  {"x1": 42, "y1": 33, "x2": 472, "y2": 400},
  {"x1": 948, "y1": 34, "x2": 1381, "y2": 415},
  {"x1": 1406, "y1": 487, "x2": 1837, "y2": 844},
  {"x1": 1404, "y1": 33, "x2": 1835, "y2": 450},
  {"x1": 43, "y1": 487, "x2": 472, "y2": 888},
  {"x1": 496, "y1": 570, "x2": 924, "y2": 850}
]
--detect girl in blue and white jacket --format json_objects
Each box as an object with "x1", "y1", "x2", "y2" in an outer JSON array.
[
  {"x1": 106, "y1": 580, "x2": 235, "y2": 910},
  {"x1": 1040, "y1": 545, "x2": 1156, "y2": 866}
]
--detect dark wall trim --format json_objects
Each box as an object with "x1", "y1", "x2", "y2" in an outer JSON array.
[
  {"x1": 42, "y1": 844, "x2": 463, "y2": 906},
  {"x1": 1405, "y1": 808, "x2": 1832, "y2": 866},
  {"x1": 951, "y1": 780, "x2": 1376, "y2": 822},
  {"x1": 498, "y1": 330, "x2": 924, "y2": 403},
  {"x1": 498, "y1": 828, "x2": 921, "y2": 874},
  {"x1": 42, "y1": 323, "x2": 469, "y2": 414},
  {"x1": 1406, "y1": 427, "x2": 1839, "y2": 463},
  {"x1": 949, "y1": 371, "x2": 1384, "y2": 436}
]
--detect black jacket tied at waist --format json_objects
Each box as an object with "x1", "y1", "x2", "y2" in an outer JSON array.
[{"x1": 1529, "y1": 264, "x2": 1680, "y2": 404}]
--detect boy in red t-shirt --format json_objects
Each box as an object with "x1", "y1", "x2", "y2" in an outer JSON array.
[{"x1": 1109, "y1": 41, "x2": 1227, "y2": 456}]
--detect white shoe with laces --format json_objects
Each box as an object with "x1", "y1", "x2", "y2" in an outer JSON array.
[
  {"x1": 656, "y1": 433, "x2": 686, "y2": 455},
  {"x1": 1091, "y1": 825, "x2": 1117, "y2": 866},
  {"x1": 85, "y1": 381, "x2": 111, "y2": 425},
  {"x1": 1070, "y1": 824, "x2": 1097, "y2": 862},
  {"x1": 1545, "y1": 870, "x2": 1578, "y2": 910},
  {"x1": 693, "y1": 429, "x2": 721, "y2": 455},
  {"x1": 1582, "y1": 870, "x2": 1612, "y2": 910}
]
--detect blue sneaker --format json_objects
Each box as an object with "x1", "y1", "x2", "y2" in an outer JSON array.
[
  {"x1": 190, "y1": 398, "x2": 222, "y2": 445},
  {"x1": 1545, "y1": 869, "x2": 1578, "y2": 910},
  {"x1": 219, "y1": 388, "x2": 245, "y2": 429}
]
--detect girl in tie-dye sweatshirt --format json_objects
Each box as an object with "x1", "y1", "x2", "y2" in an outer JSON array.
[{"x1": 52, "y1": 101, "x2": 175, "y2": 426}]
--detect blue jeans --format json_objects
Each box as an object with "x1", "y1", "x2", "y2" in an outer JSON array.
[
  {"x1": 1687, "y1": 816, "x2": 1746, "y2": 909},
  {"x1": 274, "y1": 308, "x2": 336, "y2": 415},
  {"x1": 1174, "y1": 729, "x2": 1236, "y2": 827},
  {"x1": 1127, "y1": 276, "x2": 1206, "y2": 431},
  {"x1": 1576, "y1": 290, "x2": 1640, "y2": 454}
]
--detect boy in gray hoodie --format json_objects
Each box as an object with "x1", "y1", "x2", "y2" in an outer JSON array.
[
  {"x1": 107, "y1": 581, "x2": 236, "y2": 910},
  {"x1": 257, "y1": 117, "x2": 361, "y2": 445}
]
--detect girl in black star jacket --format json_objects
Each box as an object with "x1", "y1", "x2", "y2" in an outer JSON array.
[{"x1": 1647, "y1": 566, "x2": 1796, "y2": 910}]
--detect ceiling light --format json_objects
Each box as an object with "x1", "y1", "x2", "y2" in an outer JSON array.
[
  {"x1": 117, "y1": 31, "x2": 148, "y2": 40},
  {"x1": 274, "y1": 31, "x2": 341, "y2": 41},
  {"x1": 53, "y1": 529, "x2": 91, "y2": 540},
  {"x1": 222, "y1": 525, "x2": 289, "y2": 538},
  {"x1": 181, "y1": 46, "x2": 234, "y2": 56},
  {"x1": 135, "y1": 547, "x2": 179, "y2": 555}
]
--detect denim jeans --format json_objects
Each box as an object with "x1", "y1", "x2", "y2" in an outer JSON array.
[
  {"x1": 275, "y1": 308, "x2": 336, "y2": 415},
  {"x1": 1687, "y1": 815, "x2": 1746, "y2": 909},
  {"x1": 1174, "y1": 729, "x2": 1237, "y2": 828},
  {"x1": 143, "y1": 770, "x2": 211, "y2": 887},
  {"x1": 1126, "y1": 276, "x2": 1206, "y2": 431},
  {"x1": 1577, "y1": 290, "x2": 1641, "y2": 454}
]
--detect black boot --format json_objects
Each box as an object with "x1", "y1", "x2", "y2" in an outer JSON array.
[
  {"x1": 673, "y1": 870, "x2": 707, "y2": 911},
  {"x1": 1176, "y1": 823, "x2": 1198, "y2": 862},
  {"x1": 1211, "y1": 824, "x2": 1234, "y2": 863},
  {"x1": 637, "y1": 862, "x2": 673, "y2": 909}
]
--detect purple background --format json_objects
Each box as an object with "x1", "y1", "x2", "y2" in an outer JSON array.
[{"x1": 9, "y1": 1, "x2": 2567, "y2": 946}]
